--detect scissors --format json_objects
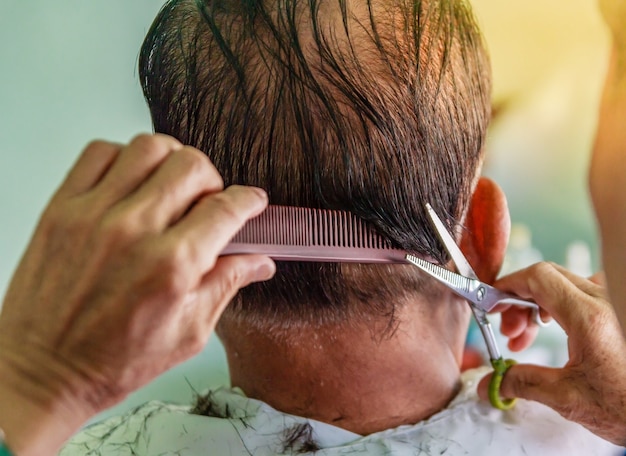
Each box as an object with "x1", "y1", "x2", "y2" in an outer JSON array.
[{"x1": 404, "y1": 203, "x2": 549, "y2": 410}]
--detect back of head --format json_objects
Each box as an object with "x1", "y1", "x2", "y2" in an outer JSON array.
[{"x1": 139, "y1": 0, "x2": 491, "y2": 331}]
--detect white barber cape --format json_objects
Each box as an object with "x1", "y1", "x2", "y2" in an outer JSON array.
[{"x1": 60, "y1": 368, "x2": 621, "y2": 455}]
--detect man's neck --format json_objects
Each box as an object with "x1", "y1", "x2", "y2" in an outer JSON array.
[{"x1": 220, "y1": 293, "x2": 470, "y2": 435}]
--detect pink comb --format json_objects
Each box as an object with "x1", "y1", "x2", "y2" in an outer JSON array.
[{"x1": 220, "y1": 205, "x2": 408, "y2": 263}]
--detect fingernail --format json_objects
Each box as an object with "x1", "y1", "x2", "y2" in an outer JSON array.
[{"x1": 253, "y1": 259, "x2": 276, "y2": 282}]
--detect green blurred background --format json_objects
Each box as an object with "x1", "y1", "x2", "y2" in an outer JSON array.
[{"x1": 0, "y1": 0, "x2": 611, "y2": 421}]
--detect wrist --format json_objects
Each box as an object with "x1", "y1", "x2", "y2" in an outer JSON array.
[{"x1": 0, "y1": 347, "x2": 95, "y2": 455}]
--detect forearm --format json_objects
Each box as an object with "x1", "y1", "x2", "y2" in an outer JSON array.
[
  {"x1": 590, "y1": 41, "x2": 626, "y2": 330},
  {"x1": 0, "y1": 349, "x2": 93, "y2": 455}
]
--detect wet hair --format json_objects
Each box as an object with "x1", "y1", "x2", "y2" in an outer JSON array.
[{"x1": 139, "y1": 0, "x2": 491, "y2": 330}]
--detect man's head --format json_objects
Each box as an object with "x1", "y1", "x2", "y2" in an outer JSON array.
[{"x1": 139, "y1": 0, "x2": 493, "y2": 331}]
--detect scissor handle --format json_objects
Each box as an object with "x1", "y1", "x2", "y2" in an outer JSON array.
[
  {"x1": 475, "y1": 283, "x2": 551, "y2": 328},
  {"x1": 489, "y1": 357, "x2": 517, "y2": 410},
  {"x1": 497, "y1": 298, "x2": 551, "y2": 328}
]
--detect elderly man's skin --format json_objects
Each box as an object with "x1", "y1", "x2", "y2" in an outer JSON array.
[
  {"x1": 0, "y1": 135, "x2": 276, "y2": 456},
  {"x1": 477, "y1": 3, "x2": 626, "y2": 446}
]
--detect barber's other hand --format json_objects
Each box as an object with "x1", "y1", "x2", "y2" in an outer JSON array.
[
  {"x1": 590, "y1": 0, "x2": 626, "y2": 332},
  {"x1": 477, "y1": 262, "x2": 626, "y2": 446},
  {"x1": 0, "y1": 134, "x2": 275, "y2": 455}
]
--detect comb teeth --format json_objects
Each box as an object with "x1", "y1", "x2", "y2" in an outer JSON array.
[
  {"x1": 232, "y1": 206, "x2": 308, "y2": 246},
  {"x1": 221, "y1": 205, "x2": 407, "y2": 263},
  {"x1": 230, "y1": 205, "x2": 395, "y2": 249}
]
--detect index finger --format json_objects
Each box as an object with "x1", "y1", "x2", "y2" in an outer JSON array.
[
  {"x1": 494, "y1": 262, "x2": 606, "y2": 331},
  {"x1": 55, "y1": 140, "x2": 122, "y2": 198}
]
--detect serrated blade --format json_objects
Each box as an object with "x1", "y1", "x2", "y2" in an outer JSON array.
[{"x1": 405, "y1": 254, "x2": 477, "y2": 301}]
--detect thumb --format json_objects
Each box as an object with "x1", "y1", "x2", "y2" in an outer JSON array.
[
  {"x1": 477, "y1": 364, "x2": 564, "y2": 409},
  {"x1": 196, "y1": 254, "x2": 276, "y2": 328}
]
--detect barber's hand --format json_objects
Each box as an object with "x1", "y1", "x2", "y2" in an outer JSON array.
[
  {"x1": 489, "y1": 302, "x2": 544, "y2": 353},
  {"x1": 477, "y1": 262, "x2": 626, "y2": 446},
  {"x1": 0, "y1": 134, "x2": 275, "y2": 455},
  {"x1": 489, "y1": 295, "x2": 555, "y2": 353}
]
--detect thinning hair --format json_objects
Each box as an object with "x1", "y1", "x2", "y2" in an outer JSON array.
[{"x1": 139, "y1": 0, "x2": 491, "y2": 330}]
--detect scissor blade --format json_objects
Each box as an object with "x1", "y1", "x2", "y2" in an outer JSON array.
[
  {"x1": 425, "y1": 203, "x2": 478, "y2": 279},
  {"x1": 405, "y1": 254, "x2": 475, "y2": 300}
]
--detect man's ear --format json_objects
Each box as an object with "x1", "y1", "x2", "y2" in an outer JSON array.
[{"x1": 459, "y1": 177, "x2": 511, "y2": 284}]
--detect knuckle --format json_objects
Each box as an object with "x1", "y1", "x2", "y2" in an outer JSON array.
[
  {"x1": 173, "y1": 147, "x2": 224, "y2": 191},
  {"x1": 502, "y1": 365, "x2": 537, "y2": 397},
  {"x1": 530, "y1": 261, "x2": 556, "y2": 276},
  {"x1": 83, "y1": 139, "x2": 112, "y2": 157},
  {"x1": 527, "y1": 262, "x2": 560, "y2": 291},
  {"x1": 129, "y1": 134, "x2": 176, "y2": 163},
  {"x1": 222, "y1": 264, "x2": 246, "y2": 294},
  {"x1": 197, "y1": 155, "x2": 223, "y2": 189},
  {"x1": 210, "y1": 260, "x2": 255, "y2": 305},
  {"x1": 177, "y1": 148, "x2": 212, "y2": 178},
  {"x1": 130, "y1": 134, "x2": 163, "y2": 153},
  {"x1": 544, "y1": 261, "x2": 560, "y2": 270},
  {"x1": 209, "y1": 191, "x2": 247, "y2": 225}
]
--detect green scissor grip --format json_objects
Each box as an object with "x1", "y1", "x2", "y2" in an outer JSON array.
[{"x1": 489, "y1": 357, "x2": 517, "y2": 410}]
